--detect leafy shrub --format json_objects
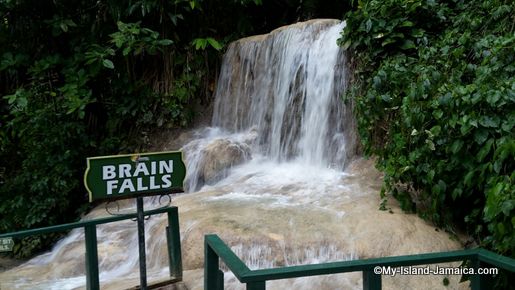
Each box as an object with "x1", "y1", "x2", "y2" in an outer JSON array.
[
  {"x1": 0, "y1": 0, "x2": 258, "y2": 257},
  {"x1": 339, "y1": 0, "x2": 514, "y2": 258}
]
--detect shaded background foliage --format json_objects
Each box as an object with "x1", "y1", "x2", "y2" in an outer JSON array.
[
  {"x1": 3, "y1": 1, "x2": 513, "y2": 284},
  {"x1": 339, "y1": 0, "x2": 514, "y2": 261},
  {"x1": 0, "y1": 0, "x2": 350, "y2": 257}
]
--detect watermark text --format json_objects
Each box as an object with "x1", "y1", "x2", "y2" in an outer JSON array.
[{"x1": 373, "y1": 265, "x2": 498, "y2": 276}]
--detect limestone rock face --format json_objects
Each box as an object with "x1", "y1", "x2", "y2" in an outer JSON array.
[
  {"x1": 212, "y1": 19, "x2": 357, "y2": 169},
  {"x1": 199, "y1": 138, "x2": 252, "y2": 185},
  {"x1": 181, "y1": 128, "x2": 258, "y2": 191}
]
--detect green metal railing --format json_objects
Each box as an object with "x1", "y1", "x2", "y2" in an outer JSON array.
[
  {"x1": 204, "y1": 234, "x2": 515, "y2": 290},
  {"x1": 0, "y1": 206, "x2": 182, "y2": 290}
]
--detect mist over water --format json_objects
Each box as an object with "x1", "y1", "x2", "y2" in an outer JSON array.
[{"x1": 0, "y1": 20, "x2": 465, "y2": 290}]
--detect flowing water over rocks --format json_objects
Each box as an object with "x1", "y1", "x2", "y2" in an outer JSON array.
[
  {"x1": 0, "y1": 19, "x2": 466, "y2": 290},
  {"x1": 212, "y1": 19, "x2": 358, "y2": 170}
]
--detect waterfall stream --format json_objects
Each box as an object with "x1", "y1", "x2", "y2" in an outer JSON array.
[
  {"x1": 212, "y1": 20, "x2": 356, "y2": 169},
  {"x1": 0, "y1": 19, "x2": 466, "y2": 290}
]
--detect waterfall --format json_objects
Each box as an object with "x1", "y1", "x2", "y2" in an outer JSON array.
[
  {"x1": 212, "y1": 19, "x2": 357, "y2": 169},
  {"x1": 0, "y1": 20, "x2": 464, "y2": 290}
]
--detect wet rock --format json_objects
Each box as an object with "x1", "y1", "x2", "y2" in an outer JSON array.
[
  {"x1": 181, "y1": 128, "x2": 258, "y2": 191},
  {"x1": 198, "y1": 138, "x2": 252, "y2": 186}
]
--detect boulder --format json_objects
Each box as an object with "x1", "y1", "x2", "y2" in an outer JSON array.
[
  {"x1": 199, "y1": 138, "x2": 251, "y2": 185},
  {"x1": 181, "y1": 129, "x2": 258, "y2": 191}
]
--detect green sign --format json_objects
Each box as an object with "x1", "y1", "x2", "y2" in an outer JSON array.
[
  {"x1": 84, "y1": 151, "x2": 186, "y2": 202},
  {"x1": 0, "y1": 237, "x2": 14, "y2": 252}
]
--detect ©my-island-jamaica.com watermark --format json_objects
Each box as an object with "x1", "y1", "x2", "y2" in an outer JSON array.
[{"x1": 374, "y1": 265, "x2": 498, "y2": 276}]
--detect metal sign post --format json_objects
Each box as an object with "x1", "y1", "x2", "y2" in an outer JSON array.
[
  {"x1": 84, "y1": 151, "x2": 186, "y2": 289},
  {"x1": 136, "y1": 197, "x2": 148, "y2": 289}
]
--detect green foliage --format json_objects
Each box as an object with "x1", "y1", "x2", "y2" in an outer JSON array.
[
  {"x1": 0, "y1": 0, "x2": 272, "y2": 257},
  {"x1": 192, "y1": 38, "x2": 223, "y2": 51},
  {"x1": 110, "y1": 21, "x2": 174, "y2": 56},
  {"x1": 0, "y1": 0, "x2": 350, "y2": 259},
  {"x1": 340, "y1": 0, "x2": 514, "y2": 259},
  {"x1": 1, "y1": 84, "x2": 91, "y2": 256}
]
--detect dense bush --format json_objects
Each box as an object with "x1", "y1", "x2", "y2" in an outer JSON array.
[
  {"x1": 0, "y1": 0, "x2": 352, "y2": 257},
  {"x1": 0, "y1": 0, "x2": 254, "y2": 257},
  {"x1": 339, "y1": 0, "x2": 514, "y2": 259}
]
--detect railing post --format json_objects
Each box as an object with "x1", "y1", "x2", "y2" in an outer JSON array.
[
  {"x1": 167, "y1": 207, "x2": 183, "y2": 280},
  {"x1": 247, "y1": 281, "x2": 266, "y2": 290},
  {"x1": 363, "y1": 270, "x2": 381, "y2": 290},
  {"x1": 471, "y1": 257, "x2": 493, "y2": 290},
  {"x1": 84, "y1": 225, "x2": 100, "y2": 290},
  {"x1": 217, "y1": 270, "x2": 224, "y2": 290},
  {"x1": 205, "y1": 237, "x2": 222, "y2": 290}
]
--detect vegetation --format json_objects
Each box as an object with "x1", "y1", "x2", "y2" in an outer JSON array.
[
  {"x1": 8, "y1": 0, "x2": 512, "y2": 279},
  {"x1": 339, "y1": 0, "x2": 514, "y2": 262},
  {"x1": 0, "y1": 0, "x2": 217, "y2": 257},
  {"x1": 0, "y1": 0, "x2": 349, "y2": 257}
]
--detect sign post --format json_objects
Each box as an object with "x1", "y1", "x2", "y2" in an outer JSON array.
[
  {"x1": 136, "y1": 196, "x2": 147, "y2": 289},
  {"x1": 84, "y1": 151, "x2": 186, "y2": 290}
]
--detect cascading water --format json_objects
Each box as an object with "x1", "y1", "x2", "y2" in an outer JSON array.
[
  {"x1": 0, "y1": 20, "x2": 466, "y2": 290},
  {"x1": 211, "y1": 19, "x2": 356, "y2": 169}
]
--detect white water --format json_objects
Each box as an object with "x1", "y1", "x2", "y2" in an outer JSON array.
[
  {"x1": 212, "y1": 19, "x2": 356, "y2": 169},
  {"x1": 0, "y1": 20, "x2": 466, "y2": 290}
]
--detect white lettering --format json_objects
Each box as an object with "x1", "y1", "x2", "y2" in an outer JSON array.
[
  {"x1": 159, "y1": 160, "x2": 173, "y2": 174},
  {"x1": 101, "y1": 158, "x2": 178, "y2": 195},
  {"x1": 119, "y1": 164, "x2": 132, "y2": 178},
  {"x1": 151, "y1": 161, "x2": 156, "y2": 175},
  {"x1": 136, "y1": 177, "x2": 148, "y2": 190},
  {"x1": 161, "y1": 174, "x2": 172, "y2": 188},
  {"x1": 149, "y1": 176, "x2": 160, "y2": 190},
  {"x1": 103, "y1": 166, "x2": 116, "y2": 180},
  {"x1": 119, "y1": 179, "x2": 135, "y2": 193},
  {"x1": 133, "y1": 162, "x2": 150, "y2": 177},
  {"x1": 106, "y1": 180, "x2": 118, "y2": 195}
]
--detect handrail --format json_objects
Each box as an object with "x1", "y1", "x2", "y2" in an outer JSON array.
[
  {"x1": 0, "y1": 206, "x2": 183, "y2": 290},
  {"x1": 0, "y1": 206, "x2": 174, "y2": 239},
  {"x1": 476, "y1": 248, "x2": 515, "y2": 272},
  {"x1": 204, "y1": 234, "x2": 515, "y2": 290},
  {"x1": 243, "y1": 249, "x2": 478, "y2": 282},
  {"x1": 205, "y1": 235, "x2": 251, "y2": 280}
]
